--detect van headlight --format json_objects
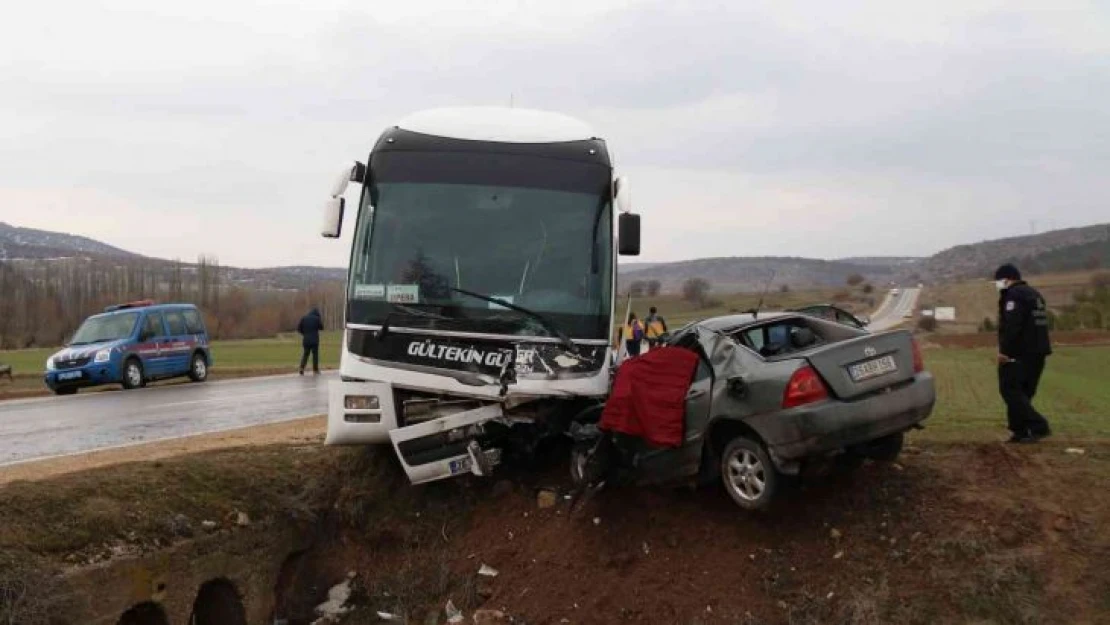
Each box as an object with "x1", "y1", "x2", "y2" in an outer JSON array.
[
  {"x1": 94, "y1": 349, "x2": 112, "y2": 363},
  {"x1": 46, "y1": 358, "x2": 56, "y2": 371}
]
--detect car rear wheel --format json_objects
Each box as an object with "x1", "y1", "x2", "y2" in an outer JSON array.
[
  {"x1": 121, "y1": 358, "x2": 145, "y2": 390},
  {"x1": 721, "y1": 437, "x2": 778, "y2": 511},
  {"x1": 53, "y1": 387, "x2": 77, "y2": 396},
  {"x1": 188, "y1": 352, "x2": 208, "y2": 382}
]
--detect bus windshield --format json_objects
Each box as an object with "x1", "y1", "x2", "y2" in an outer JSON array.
[{"x1": 346, "y1": 152, "x2": 613, "y2": 340}]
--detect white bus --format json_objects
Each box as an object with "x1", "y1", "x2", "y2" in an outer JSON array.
[{"x1": 318, "y1": 107, "x2": 641, "y2": 484}]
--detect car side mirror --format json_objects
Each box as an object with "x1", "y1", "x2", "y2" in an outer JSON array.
[
  {"x1": 727, "y1": 376, "x2": 748, "y2": 398},
  {"x1": 618, "y1": 212, "x2": 641, "y2": 256}
]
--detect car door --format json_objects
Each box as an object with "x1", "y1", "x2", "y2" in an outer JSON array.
[
  {"x1": 634, "y1": 355, "x2": 715, "y2": 485},
  {"x1": 162, "y1": 309, "x2": 192, "y2": 374},
  {"x1": 137, "y1": 312, "x2": 169, "y2": 376}
]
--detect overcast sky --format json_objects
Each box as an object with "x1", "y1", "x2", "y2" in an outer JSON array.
[{"x1": 1, "y1": 0, "x2": 1107, "y2": 268}]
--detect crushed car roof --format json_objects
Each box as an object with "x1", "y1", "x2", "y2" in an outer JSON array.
[{"x1": 695, "y1": 311, "x2": 793, "y2": 332}]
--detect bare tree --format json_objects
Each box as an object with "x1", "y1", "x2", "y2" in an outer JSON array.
[{"x1": 682, "y1": 278, "x2": 712, "y2": 308}]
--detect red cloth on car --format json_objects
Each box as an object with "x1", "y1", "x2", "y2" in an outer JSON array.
[{"x1": 600, "y1": 346, "x2": 700, "y2": 448}]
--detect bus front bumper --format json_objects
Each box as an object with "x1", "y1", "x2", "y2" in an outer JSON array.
[{"x1": 326, "y1": 380, "x2": 504, "y2": 484}]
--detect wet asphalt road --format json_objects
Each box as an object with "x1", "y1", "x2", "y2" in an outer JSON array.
[
  {"x1": 0, "y1": 372, "x2": 334, "y2": 466},
  {"x1": 867, "y1": 288, "x2": 921, "y2": 331}
]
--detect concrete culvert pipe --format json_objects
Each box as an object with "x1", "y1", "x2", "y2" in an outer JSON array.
[
  {"x1": 116, "y1": 602, "x2": 169, "y2": 625},
  {"x1": 190, "y1": 578, "x2": 247, "y2": 625}
]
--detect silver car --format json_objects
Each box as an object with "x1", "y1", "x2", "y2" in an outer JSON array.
[{"x1": 571, "y1": 311, "x2": 936, "y2": 511}]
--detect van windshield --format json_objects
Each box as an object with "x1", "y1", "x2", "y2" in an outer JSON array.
[{"x1": 69, "y1": 312, "x2": 140, "y2": 345}]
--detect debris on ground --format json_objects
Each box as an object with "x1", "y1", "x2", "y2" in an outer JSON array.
[
  {"x1": 312, "y1": 574, "x2": 355, "y2": 624},
  {"x1": 472, "y1": 608, "x2": 509, "y2": 625},
  {"x1": 377, "y1": 611, "x2": 401, "y2": 621},
  {"x1": 200, "y1": 520, "x2": 218, "y2": 532},
  {"x1": 1065, "y1": 448, "x2": 1086, "y2": 455},
  {"x1": 829, "y1": 528, "x2": 842, "y2": 540},
  {"x1": 169, "y1": 513, "x2": 193, "y2": 537},
  {"x1": 235, "y1": 510, "x2": 251, "y2": 526},
  {"x1": 536, "y1": 489, "x2": 558, "y2": 509},
  {"x1": 479, "y1": 563, "x2": 499, "y2": 578},
  {"x1": 445, "y1": 599, "x2": 464, "y2": 624}
]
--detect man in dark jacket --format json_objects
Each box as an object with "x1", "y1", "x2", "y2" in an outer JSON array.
[
  {"x1": 297, "y1": 308, "x2": 324, "y2": 375},
  {"x1": 994, "y1": 264, "x2": 1052, "y2": 443}
]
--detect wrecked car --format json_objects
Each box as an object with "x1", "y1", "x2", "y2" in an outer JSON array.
[{"x1": 570, "y1": 311, "x2": 936, "y2": 510}]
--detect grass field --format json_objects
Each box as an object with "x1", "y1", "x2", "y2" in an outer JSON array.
[
  {"x1": 922, "y1": 269, "x2": 1104, "y2": 334},
  {"x1": 918, "y1": 344, "x2": 1110, "y2": 442}
]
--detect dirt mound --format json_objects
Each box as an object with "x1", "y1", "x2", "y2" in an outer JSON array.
[{"x1": 329, "y1": 442, "x2": 1110, "y2": 624}]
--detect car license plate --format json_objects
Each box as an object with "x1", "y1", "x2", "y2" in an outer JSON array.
[
  {"x1": 448, "y1": 448, "x2": 502, "y2": 475},
  {"x1": 57, "y1": 371, "x2": 83, "y2": 381},
  {"x1": 849, "y1": 355, "x2": 897, "y2": 382}
]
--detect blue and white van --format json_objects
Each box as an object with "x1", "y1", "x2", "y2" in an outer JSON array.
[{"x1": 44, "y1": 301, "x2": 212, "y2": 395}]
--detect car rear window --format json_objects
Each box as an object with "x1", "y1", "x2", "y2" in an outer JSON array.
[
  {"x1": 183, "y1": 309, "x2": 205, "y2": 334},
  {"x1": 165, "y1": 311, "x2": 187, "y2": 335}
]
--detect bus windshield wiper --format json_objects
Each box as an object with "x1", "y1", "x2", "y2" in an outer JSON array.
[
  {"x1": 449, "y1": 287, "x2": 579, "y2": 354},
  {"x1": 378, "y1": 303, "x2": 453, "y2": 341}
]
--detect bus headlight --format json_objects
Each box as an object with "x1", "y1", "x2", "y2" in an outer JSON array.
[
  {"x1": 46, "y1": 358, "x2": 56, "y2": 371},
  {"x1": 94, "y1": 349, "x2": 112, "y2": 363},
  {"x1": 344, "y1": 395, "x2": 380, "y2": 410}
]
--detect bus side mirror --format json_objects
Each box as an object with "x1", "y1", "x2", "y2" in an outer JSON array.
[
  {"x1": 618, "y1": 212, "x2": 640, "y2": 256},
  {"x1": 321, "y1": 161, "x2": 364, "y2": 239},
  {"x1": 614, "y1": 176, "x2": 631, "y2": 213},
  {"x1": 321, "y1": 197, "x2": 345, "y2": 238}
]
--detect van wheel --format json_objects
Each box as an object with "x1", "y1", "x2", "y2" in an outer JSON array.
[
  {"x1": 188, "y1": 352, "x2": 208, "y2": 382},
  {"x1": 121, "y1": 358, "x2": 145, "y2": 390},
  {"x1": 721, "y1": 437, "x2": 779, "y2": 511},
  {"x1": 852, "y1": 431, "x2": 904, "y2": 463},
  {"x1": 54, "y1": 387, "x2": 77, "y2": 396}
]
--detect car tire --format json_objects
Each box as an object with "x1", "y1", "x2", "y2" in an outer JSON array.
[
  {"x1": 188, "y1": 352, "x2": 208, "y2": 382},
  {"x1": 854, "y1": 431, "x2": 904, "y2": 463},
  {"x1": 720, "y1": 437, "x2": 778, "y2": 511},
  {"x1": 121, "y1": 358, "x2": 145, "y2": 390},
  {"x1": 53, "y1": 387, "x2": 77, "y2": 396}
]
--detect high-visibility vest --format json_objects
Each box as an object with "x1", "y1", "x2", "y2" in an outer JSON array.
[
  {"x1": 622, "y1": 321, "x2": 642, "y2": 341},
  {"x1": 645, "y1": 318, "x2": 665, "y2": 338}
]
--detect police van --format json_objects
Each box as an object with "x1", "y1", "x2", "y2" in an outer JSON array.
[{"x1": 44, "y1": 301, "x2": 212, "y2": 395}]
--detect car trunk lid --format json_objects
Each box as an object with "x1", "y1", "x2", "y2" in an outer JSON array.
[{"x1": 802, "y1": 329, "x2": 917, "y2": 400}]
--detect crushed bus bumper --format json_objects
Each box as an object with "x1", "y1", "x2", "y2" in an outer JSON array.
[{"x1": 326, "y1": 380, "x2": 504, "y2": 484}]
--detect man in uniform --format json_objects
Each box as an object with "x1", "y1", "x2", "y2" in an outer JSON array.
[{"x1": 994, "y1": 264, "x2": 1052, "y2": 443}]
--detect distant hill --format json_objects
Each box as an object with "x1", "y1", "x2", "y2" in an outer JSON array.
[
  {"x1": 4, "y1": 220, "x2": 1107, "y2": 297},
  {"x1": 920, "y1": 224, "x2": 1110, "y2": 280},
  {"x1": 0, "y1": 222, "x2": 138, "y2": 260},
  {"x1": 619, "y1": 256, "x2": 902, "y2": 294},
  {"x1": 0, "y1": 222, "x2": 346, "y2": 290}
]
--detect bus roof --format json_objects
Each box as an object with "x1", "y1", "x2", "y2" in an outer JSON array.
[{"x1": 396, "y1": 107, "x2": 597, "y2": 144}]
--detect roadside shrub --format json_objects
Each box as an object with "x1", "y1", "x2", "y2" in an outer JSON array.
[
  {"x1": 917, "y1": 316, "x2": 938, "y2": 332},
  {"x1": 862, "y1": 283, "x2": 874, "y2": 294},
  {"x1": 846, "y1": 274, "x2": 865, "y2": 287},
  {"x1": 979, "y1": 317, "x2": 996, "y2": 333},
  {"x1": 682, "y1": 278, "x2": 712, "y2": 308}
]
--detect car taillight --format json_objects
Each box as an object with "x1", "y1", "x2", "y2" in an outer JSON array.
[
  {"x1": 783, "y1": 365, "x2": 829, "y2": 409},
  {"x1": 911, "y1": 338, "x2": 925, "y2": 373}
]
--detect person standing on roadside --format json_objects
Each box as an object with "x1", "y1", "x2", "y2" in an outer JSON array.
[
  {"x1": 644, "y1": 306, "x2": 669, "y2": 349},
  {"x1": 994, "y1": 264, "x2": 1052, "y2": 443},
  {"x1": 297, "y1": 307, "x2": 324, "y2": 375},
  {"x1": 615, "y1": 312, "x2": 644, "y2": 360}
]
